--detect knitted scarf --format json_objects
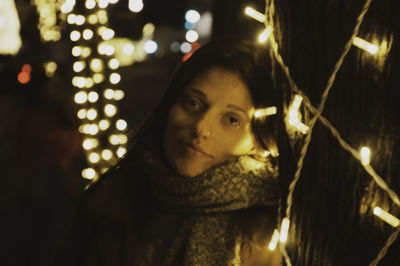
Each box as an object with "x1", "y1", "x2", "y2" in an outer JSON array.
[{"x1": 139, "y1": 148, "x2": 280, "y2": 265}]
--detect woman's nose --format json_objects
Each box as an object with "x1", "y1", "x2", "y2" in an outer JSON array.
[{"x1": 192, "y1": 113, "x2": 212, "y2": 139}]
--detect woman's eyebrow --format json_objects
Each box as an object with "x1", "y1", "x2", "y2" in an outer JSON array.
[
  {"x1": 187, "y1": 88, "x2": 206, "y2": 99},
  {"x1": 226, "y1": 104, "x2": 249, "y2": 117}
]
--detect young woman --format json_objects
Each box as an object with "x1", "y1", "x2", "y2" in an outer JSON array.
[{"x1": 55, "y1": 39, "x2": 283, "y2": 265}]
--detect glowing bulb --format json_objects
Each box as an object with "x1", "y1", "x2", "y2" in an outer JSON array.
[
  {"x1": 109, "y1": 134, "x2": 120, "y2": 145},
  {"x1": 85, "y1": 78, "x2": 94, "y2": 88},
  {"x1": 123, "y1": 43, "x2": 135, "y2": 55},
  {"x1": 98, "y1": 43, "x2": 114, "y2": 55},
  {"x1": 104, "y1": 104, "x2": 117, "y2": 117},
  {"x1": 102, "y1": 149, "x2": 113, "y2": 160},
  {"x1": 144, "y1": 40, "x2": 158, "y2": 54},
  {"x1": 85, "y1": 0, "x2": 96, "y2": 9},
  {"x1": 142, "y1": 23, "x2": 155, "y2": 36},
  {"x1": 72, "y1": 46, "x2": 82, "y2": 57},
  {"x1": 81, "y1": 47, "x2": 92, "y2": 57},
  {"x1": 97, "y1": 10, "x2": 108, "y2": 24},
  {"x1": 70, "y1": 30, "x2": 81, "y2": 41},
  {"x1": 288, "y1": 95, "x2": 309, "y2": 134},
  {"x1": 185, "y1": 30, "x2": 199, "y2": 43},
  {"x1": 268, "y1": 230, "x2": 280, "y2": 251},
  {"x1": 76, "y1": 15, "x2": 85, "y2": 25},
  {"x1": 116, "y1": 119, "x2": 127, "y2": 131},
  {"x1": 88, "y1": 14, "x2": 98, "y2": 24},
  {"x1": 180, "y1": 42, "x2": 192, "y2": 54},
  {"x1": 82, "y1": 168, "x2": 96, "y2": 180},
  {"x1": 108, "y1": 58, "x2": 120, "y2": 69},
  {"x1": 101, "y1": 29, "x2": 115, "y2": 40},
  {"x1": 104, "y1": 89, "x2": 115, "y2": 99},
  {"x1": 109, "y1": 73, "x2": 121, "y2": 84},
  {"x1": 77, "y1": 109, "x2": 87, "y2": 119},
  {"x1": 93, "y1": 73, "x2": 105, "y2": 83},
  {"x1": 74, "y1": 91, "x2": 87, "y2": 104},
  {"x1": 279, "y1": 218, "x2": 290, "y2": 243},
  {"x1": 88, "y1": 152, "x2": 100, "y2": 163},
  {"x1": 185, "y1": 9, "x2": 200, "y2": 24},
  {"x1": 114, "y1": 90, "x2": 125, "y2": 100},
  {"x1": 119, "y1": 134, "x2": 128, "y2": 144},
  {"x1": 117, "y1": 147, "x2": 127, "y2": 158},
  {"x1": 88, "y1": 91, "x2": 99, "y2": 103},
  {"x1": 360, "y1": 146, "x2": 371, "y2": 165},
  {"x1": 87, "y1": 109, "x2": 98, "y2": 120},
  {"x1": 90, "y1": 58, "x2": 103, "y2": 72},
  {"x1": 82, "y1": 138, "x2": 98, "y2": 150},
  {"x1": 72, "y1": 76, "x2": 86, "y2": 88},
  {"x1": 258, "y1": 26, "x2": 273, "y2": 43},
  {"x1": 98, "y1": 0, "x2": 109, "y2": 8},
  {"x1": 244, "y1": 6, "x2": 266, "y2": 23},
  {"x1": 99, "y1": 119, "x2": 110, "y2": 130},
  {"x1": 73, "y1": 61, "x2": 85, "y2": 72},
  {"x1": 83, "y1": 29, "x2": 94, "y2": 40},
  {"x1": 373, "y1": 207, "x2": 400, "y2": 227},
  {"x1": 254, "y1": 106, "x2": 277, "y2": 118},
  {"x1": 129, "y1": 0, "x2": 143, "y2": 12},
  {"x1": 353, "y1": 37, "x2": 378, "y2": 54},
  {"x1": 67, "y1": 14, "x2": 76, "y2": 24}
]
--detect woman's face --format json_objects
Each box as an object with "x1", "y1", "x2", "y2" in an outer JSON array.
[{"x1": 163, "y1": 66, "x2": 257, "y2": 177}]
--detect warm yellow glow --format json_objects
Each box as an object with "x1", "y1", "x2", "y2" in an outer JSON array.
[
  {"x1": 114, "y1": 90, "x2": 125, "y2": 100},
  {"x1": 254, "y1": 106, "x2": 277, "y2": 118},
  {"x1": 72, "y1": 46, "x2": 82, "y2": 57},
  {"x1": 373, "y1": 207, "x2": 400, "y2": 227},
  {"x1": 99, "y1": 119, "x2": 110, "y2": 130},
  {"x1": 88, "y1": 91, "x2": 99, "y2": 103},
  {"x1": 97, "y1": 10, "x2": 108, "y2": 24},
  {"x1": 244, "y1": 6, "x2": 266, "y2": 23},
  {"x1": 129, "y1": 0, "x2": 144, "y2": 13},
  {"x1": 104, "y1": 104, "x2": 117, "y2": 117},
  {"x1": 108, "y1": 58, "x2": 120, "y2": 69},
  {"x1": 109, "y1": 73, "x2": 121, "y2": 84},
  {"x1": 74, "y1": 91, "x2": 87, "y2": 104},
  {"x1": 67, "y1": 14, "x2": 76, "y2": 24},
  {"x1": 353, "y1": 37, "x2": 378, "y2": 54},
  {"x1": 82, "y1": 168, "x2": 96, "y2": 180},
  {"x1": 360, "y1": 146, "x2": 371, "y2": 165},
  {"x1": 60, "y1": 0, "x2": 76, "y2": 14},
  {"x1": 90, "y1": 58, "x2": 103, "y2": 72},
  {"x1": 279, "y1": 217, "x2": 290, "y2": 243},
  {"x1": 104, "y1": 89, "x2": 115, "y2": 99},
  {"x1": 76, "y1": 15, "x2": 85, "y2": 25},
  {"x1": 88, "y1": 14, "x2": 98, "y2": 24},
  {"x1": 117, "y1": 147, "x2": 127, "y2": 158},
  {"x1": 85, "y1": 78, "x2": 94, "y2": 88},
  {"x1": 83, "y1": 124, "x2": 99, "y2": 135},
  {"x1": 109, "y1": 134, "x2": 120, "y2": 145},
  {"x1": 93, "y1": 73, "x2": 105, "y2": 83},
  {"x1": 72, "y1": 76, "x2": 86, "y2": 88},
  {"x1": 102, "y1": 149, "x2": 113, "y2": 160},
  {"x1": 44, "y1": 61, "x2": 57, "y2": 77},
  {"x1": 268, "y1": 229, "x2": 280, "y2": 251},
  {"x1": 77, "y1": 109, "x2": 87, "y2": 119},
  {"x1": 87, "y1": 108, "x2": 97, "y2": 120},
  {"x1": 81, "y1": 47, "x2": 92, "y2": 58},
  {"x1": 186, "y1": 30, "x2": 199, "y2": 43},
  {"x1": 88, "y1": 152, "x2": 100, "y2": 163},
  {"x1": 98, "y1": 43, "x2": 115, "y2": 55},
  {"x1": 85, "y1": 0, "x2": 96, "y2": 9},
  {"x1": 98, "y1": 0, "x2": 109, "y2": 8},
  {"x1": 240, "y1": 156, "x2": 266, "y2": 172},
  {"x1": 83, "y1": 29, "x2": 94, "y2": 40},
  {"x1": 288, "y1": 95, "x2": 309, "y2": 134},
  {"x1": 262, "y1": 150, "x2": 271, "y2": 157},
  {"x1": 258, "y1": 26, "x2": 273, "y2": 43},
  {"x1": 101, "y1": 28, "x2": 115, "y2": 40},
  {"x1": 82, "y1": 138, "x2": 99, "y2": 150},
  {"x1": 116, "y1": 119, "x2": 127, "y2": 131},
  {"x1": 73, "y1": 61, "x2": 85, "y2": 72},
  {"x1": 123, "y1": 43, "x2": 135, "y2": 55},
  {"x1": 70, "y1": 30, "x2": 81, "y2": 41},
  {"x1": 119, "y1": 134, "x2": 128, "y2": 144},
  {"x1": 142, "y1": 23, "x2": 155, "y2": 36}
]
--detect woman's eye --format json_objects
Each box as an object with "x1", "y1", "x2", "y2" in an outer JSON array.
[
  {"x1": 183, "y1": 97, "x2": 201, "y2": 111},
  {"x1": 226, "y1": 115, "x2": 241, "y2": 129}
]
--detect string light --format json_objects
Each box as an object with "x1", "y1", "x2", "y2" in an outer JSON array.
[
  {"x1": 258, "y1": 26, "x2": 273, "y2": 43},
  {"x1": 114, "y1": 89, "x2": 125, "y2": 100},
  {"x1": 88, "y1": 152, "x2": 100, "y2": 163},
  {"x1": 353, "y1": 37, "x2": 378, "y2": 54},
  {"x1": 87, "y1": 108, "x2": 98, "y2": 120},
  {"x1": 288, "y1": 95, "x2": 309, "y2": 134},
  {"x1": 82, "y1": 138, "x2": 99, "y2": 150},
  {"x1": 83, "y1": 29, "x2": 94, "y2": 40},
  {"x1": 102, "y1": 149, "x2": 113, "y2": 160},
  {"x1": 244, "y1": 6, "x2": 266, "y2": 23},
  {"x1": 373, "y1": 207, "x2": 400, "y2": 227},
  {"x1": 129, "y1": 0, "x2": 144, "y2": 13},
  {"x1": 104, "y1": 104, "x2": 117, "y2": 117},
  {"x1": 70, "y1": 30, "x2": 81, "y2": 41},
  {"x1": 82, "y1": 167, "x2": 96, "y2": 180},
  {"x1": 99, "y1": 119, "x2": 110, "y2": 130},
  {"x1": 279, "y1": 217, "x2": 290, "y2": 243},
  {"x1": 360, "y1": 146, "x2": 371, "y2": 165},
  {"x1": 109, "y1": 73, "x2": 121, "y2": 84},
  {"x1": 116, "y1": 147, "x2": 127, "y2": 158},
  {"x1": 72, "y1": 46, "x2": 82, "y2": 56},
  {"x1": 268, "y1": 230, "x2": 280, "y2": 251},
  {"x1": 73, "y1": 61, "x2": 86, "y2": 72},
  {"x1": 254, "y1": 106, "x2": 277, "y2": 118},
  {"x1": 185, "y1": 30, "x2": 199, "y2": 43},
  {"x1": 116, "y1": 119, "x2": 127, "y2": 131},
  {"x1": 74, "y1": 91, "x2": 88, "y2": 104},
  {"x1": 108, "y1": 58, "x2": 120, "y2": 69},
  {"x1": 88, "y1": 91, "x2": 99, "y2": 102}
]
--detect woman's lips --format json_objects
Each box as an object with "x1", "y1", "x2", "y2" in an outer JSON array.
[{"x1": 181, "y1": 142, "x2": 212, "y2": 158}]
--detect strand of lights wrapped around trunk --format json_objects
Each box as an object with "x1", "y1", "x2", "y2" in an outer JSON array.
[
  {"x1": 68, "y1": 0, "x2": 127, "y2": 182},
  {"x1": 245, "y1": 2, "x2": 399, "y2": 264}
]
